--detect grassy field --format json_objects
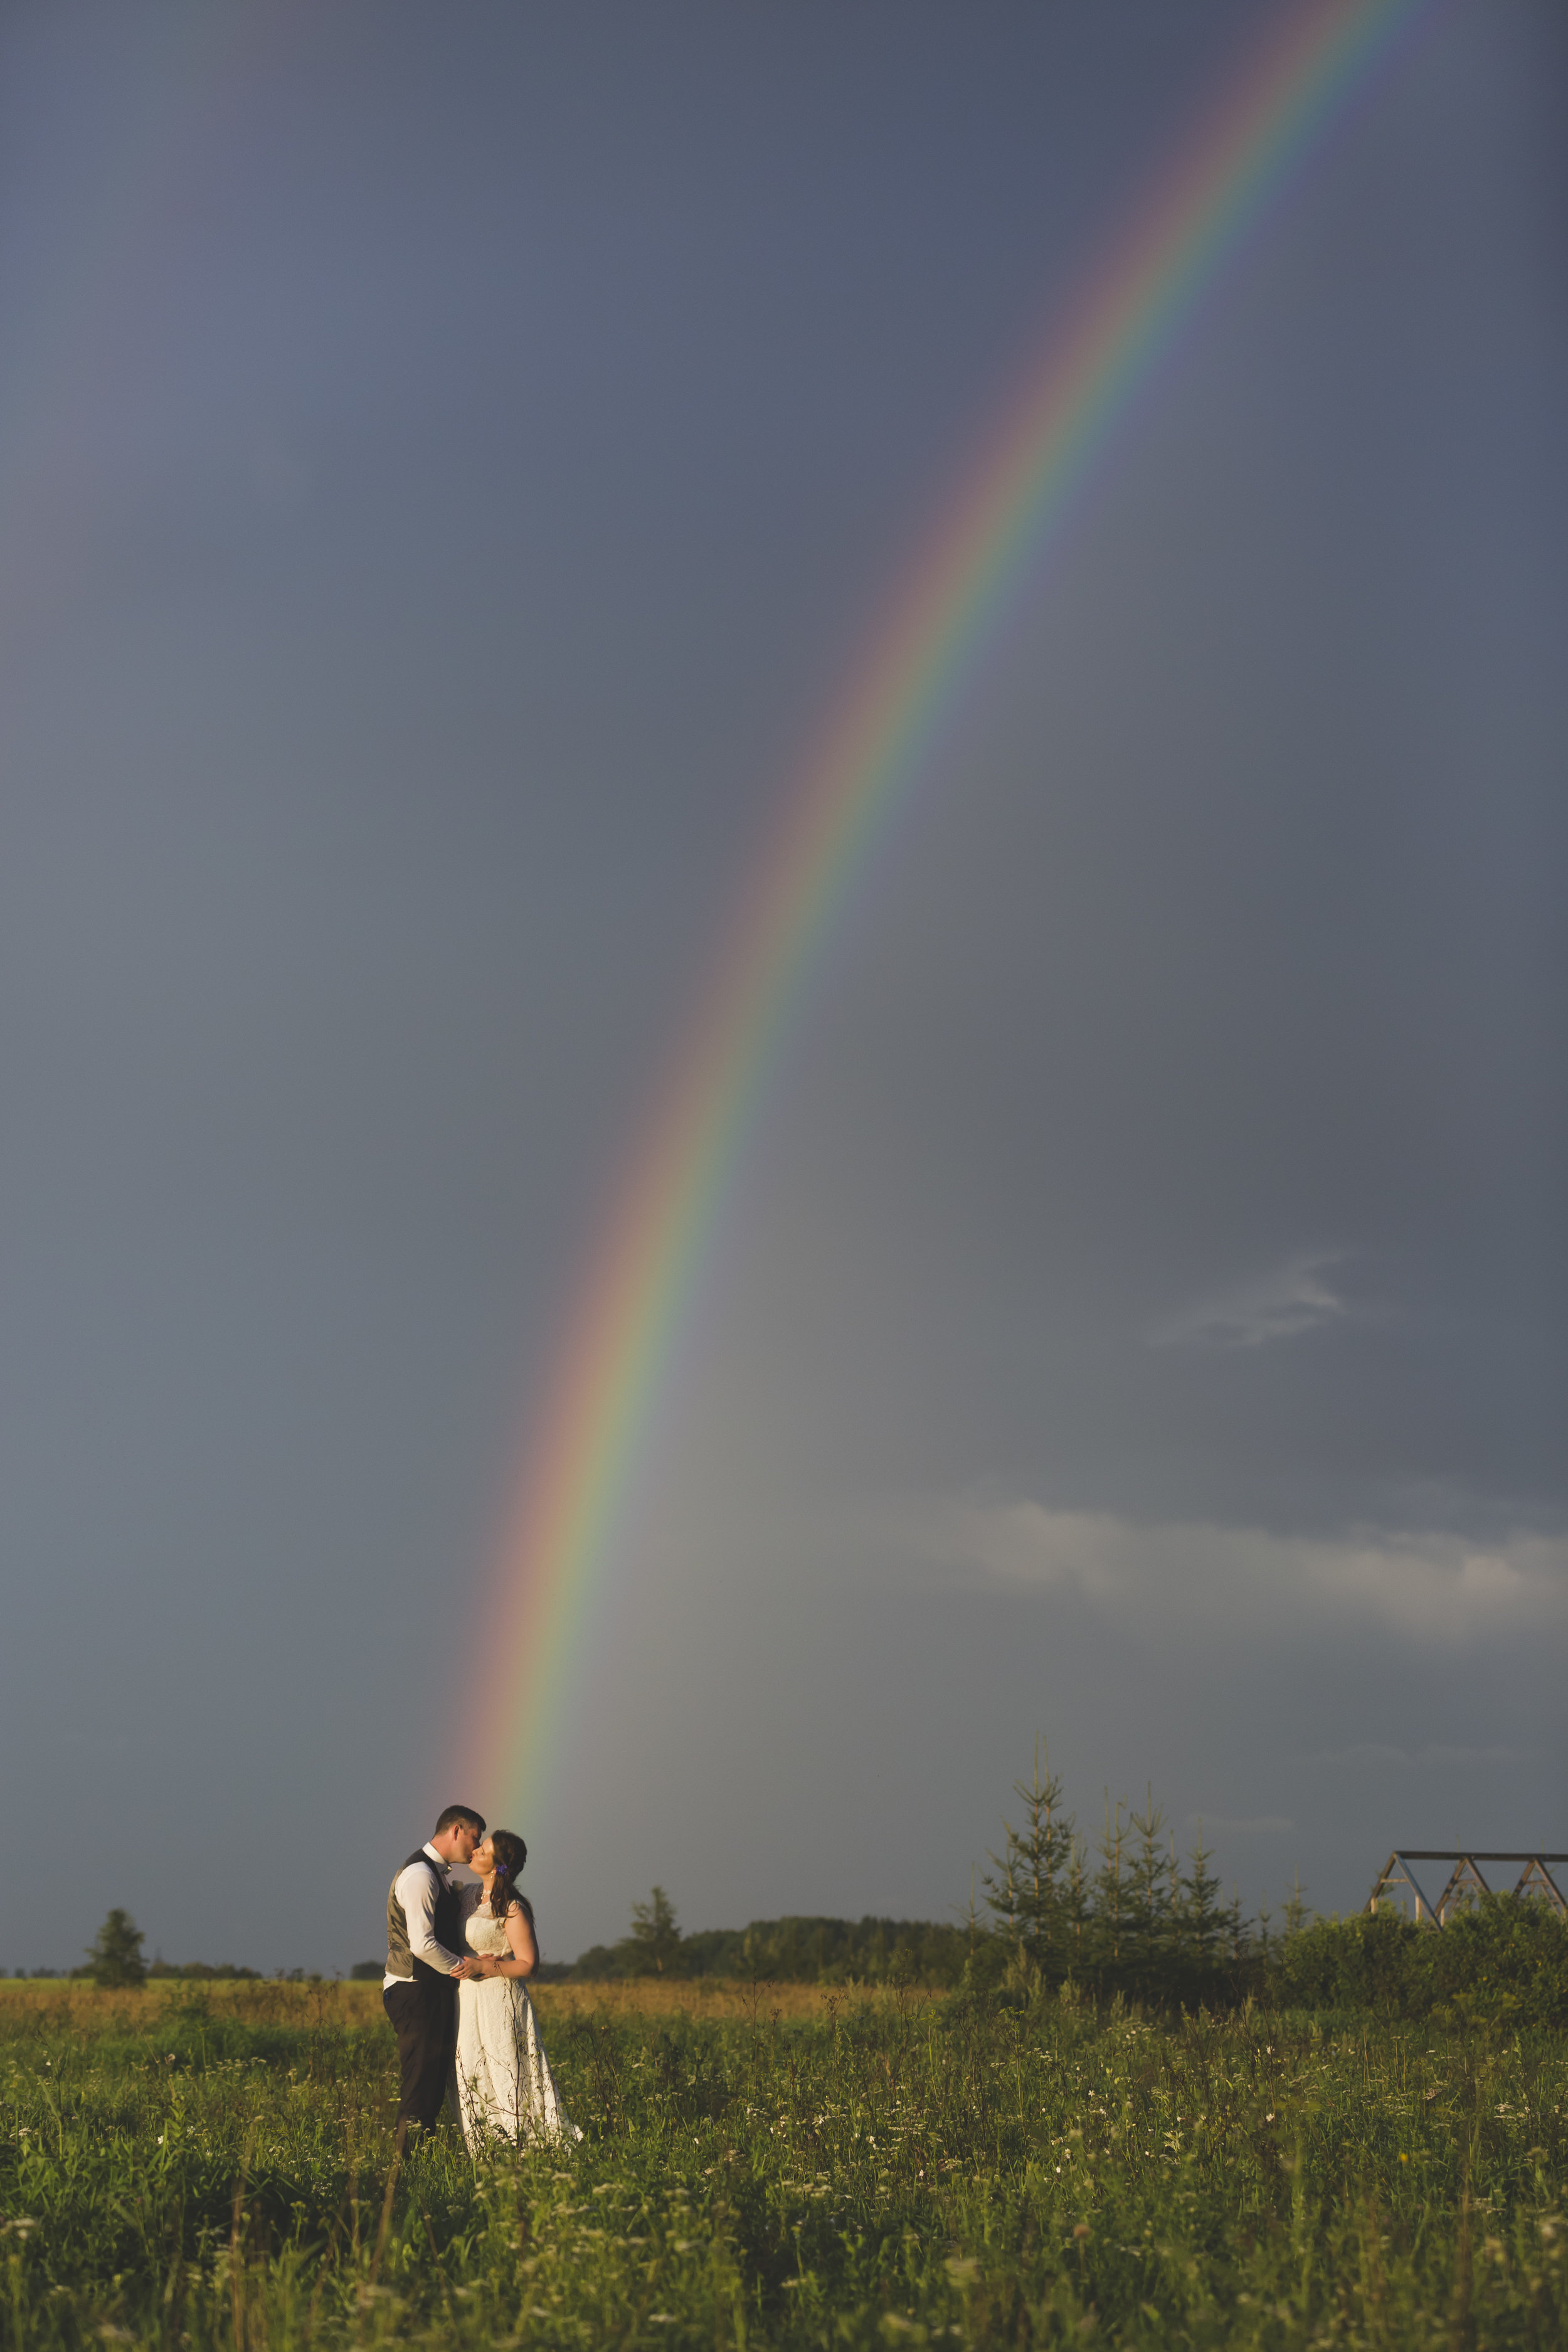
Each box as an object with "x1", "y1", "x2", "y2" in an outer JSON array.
[{"x1": 1, "y1": 1977, "x2": 1563, "y2": 2348}]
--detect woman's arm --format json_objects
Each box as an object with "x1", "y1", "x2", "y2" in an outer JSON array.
[{"x1": 479, "y1": 1900, "x2": 538, "y2": 1979}]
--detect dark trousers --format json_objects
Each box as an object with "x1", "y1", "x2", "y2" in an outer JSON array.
[{"x1": 383, "y1": 1975, "x2": 456, "y2": 2134}]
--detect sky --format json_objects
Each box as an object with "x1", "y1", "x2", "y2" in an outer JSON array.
[{"x1": 1, "y1": 0, "x2": 1563, "y2": 1976}]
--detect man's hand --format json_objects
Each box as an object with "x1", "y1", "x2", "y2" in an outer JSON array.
[{"x1": 450, "y1": 1957, "x2": 480, "y2": 1979}]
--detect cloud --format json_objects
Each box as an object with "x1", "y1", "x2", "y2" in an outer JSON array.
[
  {"x1": 1149, "y1": 1252, "x2": 1349, "y2": 1348},
  {"x1": 925, "y1": 1498, "x2": 1568, "y2": 1647}
]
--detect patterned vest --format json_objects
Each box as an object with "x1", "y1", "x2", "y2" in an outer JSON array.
[{"x1": 386, "y1": 1849, "x2": 464, "y2": 1983}]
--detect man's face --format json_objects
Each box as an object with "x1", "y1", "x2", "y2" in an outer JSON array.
[{"x1": 450, "y1": 1818, "x2": 482, "y2": 1866}]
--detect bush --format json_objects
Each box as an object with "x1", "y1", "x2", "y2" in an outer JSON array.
[
  {"x1": 1427, "y1": 1895, "x2": 1568, "y2": 2027},
  {"x1": 1271, "y1": 1907, "x2": 1422, "y2": 2012},
  {"x1": 1268, "y1": 1897, "x2": 1568, "y2": 2023}
]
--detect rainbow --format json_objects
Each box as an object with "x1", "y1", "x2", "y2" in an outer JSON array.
[{"x1": 462, "y1": 0, "x2": 1433, "y2": 1813}]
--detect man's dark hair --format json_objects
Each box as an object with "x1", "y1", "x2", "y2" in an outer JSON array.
[{"x1": 435, "y1": 1804, "x2": 486, "y2": 1836}]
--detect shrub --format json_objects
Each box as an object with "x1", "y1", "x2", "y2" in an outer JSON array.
[
  {"x1": 1427, "y1": 1894, "x2": 1568, "y2": 2026},
  {"x1": 1272, "y1": 1907, "x2": 1421, "y2": 2012}
]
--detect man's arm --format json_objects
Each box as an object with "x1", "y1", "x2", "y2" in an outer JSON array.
[{"x1": 395, "y1": 1862, "x2": 466, "y2": 1976}]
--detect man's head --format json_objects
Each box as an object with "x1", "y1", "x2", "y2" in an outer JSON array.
[{"x1": 430, "y1": 1805, "x2": 485, "y2": 1867}]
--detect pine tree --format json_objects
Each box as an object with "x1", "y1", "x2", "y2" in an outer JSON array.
[
  {"x1": 625, "y1": 1886, "x2": 682, "y2": 1975},
  {"x1": 1093, "y1": 1796, "x2": 1128, "y2": 1969},
  {"x1": 982, "y1": 1739, "x2": 1074, "y2": 1973},
  {"x1": 1061, "y1": 1835, "x2": 1093, "y2": 1974},
  {"x1": 85, "y1": 1909, "x2": 146, "y2": 1989},
  {"x1": 1283, "y1": 1871, "x2": 1310, "y2": 1939},
  {"x1": 1180, "y1": 1826, "x2": 1227, "y2": 1969},
  {"x1": 1227, "y1": 1886, "x2": 1250, "y2": 1966},
  {"x1": 1123, "y1": 1789, "x2": 1172, "y2": 1985}
]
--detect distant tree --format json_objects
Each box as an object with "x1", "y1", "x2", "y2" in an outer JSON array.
[
  {"x1": 85, "y1": 1909, "x2": 147, "y2": 1988},
  {"x1": 1227, "y1": 1886, "x2": 1251, "y2": 1967},
  {"x1": 625, "y1": 1887, "x2": 682, "y2": 1975},
  {"x1": 349, "y1": 1961, "x2": 383, "y2": 1981},
  {"x1": 1094, "y1": 1798, "x2": 1128, "y2": 1967},
  {"x1": 1122, "y1": 1789, "x2": 1172, "y2": 1983},
  {"x1": 1179, "y1": 1827, "x2": 1227, "y2": 1968},
  {"x1": 1283, "y1": 1871, "x2": 1311, "y2": 1938},
  {"x1": 982, "y1": 1740, "x2": 1076, "y2": 1972}
]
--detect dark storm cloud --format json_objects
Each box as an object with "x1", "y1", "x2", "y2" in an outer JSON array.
[{"x1": 0, "y1": 0, "x2": 1562, "y2": 1967}]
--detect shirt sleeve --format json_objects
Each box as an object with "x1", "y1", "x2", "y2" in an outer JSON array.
[{"x1": 394, "y1": 1862, "x2": 464, "y2": 1975}]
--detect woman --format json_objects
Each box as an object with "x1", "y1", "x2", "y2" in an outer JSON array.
[{"x1": 451, "y1": 1830, "x2": 579, "y2": 2151}]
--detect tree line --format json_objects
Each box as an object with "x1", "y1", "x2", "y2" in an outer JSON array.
[
  {"x1": 8, "y1": 1911, "x2": 266, "y2": 1987},
  {"x1": 570, "y1": 1750, "x2": 1271, "y2": 2001},
  {"x1": 34, "y1": 1744, "x2": 1568, "y2": 2021},
  {"x1": 568, "y1": 1886, "x2": 972, "y2": 1988},
  {"x1": 571, "y1": 1746, "x2": 1568, "y2": 2024}
]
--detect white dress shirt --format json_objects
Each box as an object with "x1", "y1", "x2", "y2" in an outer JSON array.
[{"x1": 383, "y1": 1841, "x2": 465, "y2": 1991}]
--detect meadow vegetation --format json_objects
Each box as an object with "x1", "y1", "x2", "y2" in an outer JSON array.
[
  {"x1": 3, "y1": 1966, "x2": 1565, "y2": 2348},
  {"x1": 6, "y1": 1754, "x2": 1564, "y2": 2344}
]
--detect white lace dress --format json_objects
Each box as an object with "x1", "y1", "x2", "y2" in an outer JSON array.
[{"x1": 451, "y1": 1888, "x2": 578, "y2": 2153}]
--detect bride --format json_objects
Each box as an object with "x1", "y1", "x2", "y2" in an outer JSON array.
[{"x1": 451, "y1": 1830, "x2": 578, "y2": 2151}]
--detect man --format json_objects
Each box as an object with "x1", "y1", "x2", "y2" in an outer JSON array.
[{"x1": 383, "y1": 1804, "x2": 485, "y2": 2137}]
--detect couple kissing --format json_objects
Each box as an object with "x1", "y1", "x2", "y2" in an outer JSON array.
[{"x1": 383, "y1": 1804, "x2": 578, "y2": 2153}]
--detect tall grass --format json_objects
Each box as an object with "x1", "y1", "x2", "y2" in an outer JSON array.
[{"x1": 1, "y1": 1978, "x2": 1563, "y2": 2346}]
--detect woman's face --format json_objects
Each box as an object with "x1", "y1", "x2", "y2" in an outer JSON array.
[{"x1": 470, "y1": 1836, "x2": 495, "y2": 1880}]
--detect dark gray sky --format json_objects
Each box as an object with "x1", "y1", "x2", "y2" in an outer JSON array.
[{"x1": 1, "y1": 1, "x2": 1563, "y2": 1974}]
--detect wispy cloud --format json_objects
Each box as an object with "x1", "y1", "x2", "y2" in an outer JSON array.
[
  {"x1": 1149, "y1": 1251, "x2": 1348, "y2": 1349},
  {"x1": 924, "y1": 1499, "x2": 1568, "y2": 1647}
]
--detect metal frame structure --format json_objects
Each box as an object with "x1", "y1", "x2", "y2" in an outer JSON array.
[{"x1": 1367, "y1": 1851, "x2": 1568, "y2": 1928}]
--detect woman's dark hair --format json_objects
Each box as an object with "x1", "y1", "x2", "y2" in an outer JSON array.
[{"x1": 487, "y1": 1828, "x2": 529, "y2": 1920}]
